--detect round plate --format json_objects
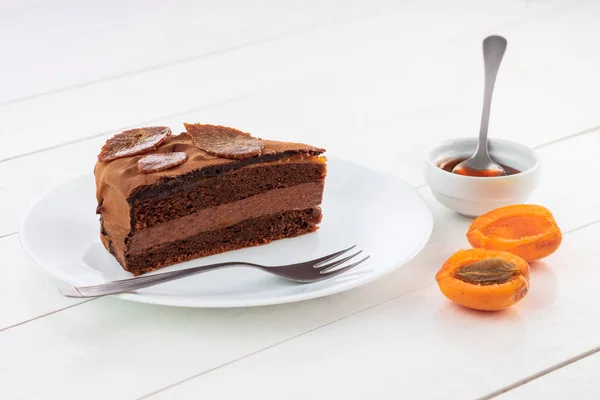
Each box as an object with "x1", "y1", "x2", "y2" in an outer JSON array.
[{"x1": 20, "y1": 157, "x2": 432, "y2": 307}]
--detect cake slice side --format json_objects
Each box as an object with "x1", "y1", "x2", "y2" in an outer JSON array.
[{"x1": 95, "y1": 124, "x2": 327, "y2": 275}]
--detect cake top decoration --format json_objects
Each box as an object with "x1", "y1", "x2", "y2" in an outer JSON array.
[
  {"x1": 98, "y1": 126, "x2": 172, "y2": 162},
  {"x1": 137, "y1": 152, "x2": 189, "y2": 173},
  {"x1": 184, "y1": 123, "x2": 264, "y2": 159}
]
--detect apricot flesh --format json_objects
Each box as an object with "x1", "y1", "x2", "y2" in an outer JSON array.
[
  {"x1": 436, "y1": 249, "x2": 530, "y2": 311},
  {"x1": 467, "y1": 204, "x2": 562, "y2": 262}
]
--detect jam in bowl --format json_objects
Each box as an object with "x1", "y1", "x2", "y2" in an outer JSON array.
[{"x1": 438, "y1": 157, "x2": 521, "y2": 176}]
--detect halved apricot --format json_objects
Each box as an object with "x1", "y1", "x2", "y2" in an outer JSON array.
[
  {"x1": 436, "y1": 249, "x2": 530, "y2": 311},
  {"x1": 466, "y1": 204, "x2": 562, "y2": 262}
]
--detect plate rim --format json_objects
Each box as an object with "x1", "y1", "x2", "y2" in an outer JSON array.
[{"x1": 19, "y1": 157, "x2": 433, "y2": 308}]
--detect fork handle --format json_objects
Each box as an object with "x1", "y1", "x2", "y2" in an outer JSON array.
[{"x1": 60, "y1": 262, "x2": 254, "y2": 298}]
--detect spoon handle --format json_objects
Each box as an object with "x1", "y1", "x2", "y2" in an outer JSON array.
[{"x1": 476, "y1": 35, "x2": 507, "y2": 159}]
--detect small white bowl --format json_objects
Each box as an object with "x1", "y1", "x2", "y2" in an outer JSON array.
[{"x1": 424, "y1": 138, "x2": 541, "y2": 218}]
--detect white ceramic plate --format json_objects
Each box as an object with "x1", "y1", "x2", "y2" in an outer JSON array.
[{"x1": 20, "y1": 157, "x2": 432, "y2": 308}]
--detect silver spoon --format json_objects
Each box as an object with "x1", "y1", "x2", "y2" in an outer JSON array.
[{"x1": 453, "y1": 35, "x2": 508, "y2": 177}]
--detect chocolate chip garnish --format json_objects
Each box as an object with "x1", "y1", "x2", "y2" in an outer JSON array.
[
  {"x1": 137, "y1": 152, "x2": 188, "y2": 173},
  {"x1": 98, "y1": 126, "x2": 171, "y2": 162},
  {"x1": 184, "y1": 123, "x2": 263, "y2": 159}
]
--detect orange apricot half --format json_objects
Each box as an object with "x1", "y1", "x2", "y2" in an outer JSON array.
[
  {"x1": 466, "y1": 204, "x2": 562, "y2": 262},
  {"x1": 436, "y1": 249, "x2": 530, "y2": 311}
]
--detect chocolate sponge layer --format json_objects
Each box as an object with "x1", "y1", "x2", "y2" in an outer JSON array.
[{"x1": 121, "y1": 208, "x2": 322, "y2": 275}]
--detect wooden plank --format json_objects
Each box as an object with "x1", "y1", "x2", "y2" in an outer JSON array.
[
  {"x1": 1, "y1": 0, "x2": 593, "y2": 161},
  {"x1": 0, "y1": 129, "x2": 598, "y2": 398},
  {"x1": 0, "y1": 0, "x2": 397, "y2": 104}
]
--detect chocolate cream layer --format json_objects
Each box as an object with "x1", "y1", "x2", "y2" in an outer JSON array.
[{"x1": 128, "y1": 181, "x2": 323, "y2": 253}]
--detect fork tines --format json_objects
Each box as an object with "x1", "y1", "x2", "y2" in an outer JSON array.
[{"x1": 310, "y1": 245, "x2": 370, "y2": 276}]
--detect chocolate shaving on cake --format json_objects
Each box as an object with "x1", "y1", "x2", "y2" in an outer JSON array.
[
  {"x1": 184, "y1": 123, "x2": 264, "y2": 159},
  {"x1": 137, "y1": 152, "x2": 188, "y2": 173},
  {"x1": 98, "y1": 126, "x2": 172, "y2": 162},
  {"x1": 261, "y1": 140, "x2": 326, "y2": 156}
]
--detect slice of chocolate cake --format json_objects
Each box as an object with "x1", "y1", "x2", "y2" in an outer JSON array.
[{"x1": 94, "y1": 124, "x2": 326, "y2": 275}]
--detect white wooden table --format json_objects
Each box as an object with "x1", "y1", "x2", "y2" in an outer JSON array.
[{"x1": 2, "y1": 1, "x2": 600, "y2": 399}]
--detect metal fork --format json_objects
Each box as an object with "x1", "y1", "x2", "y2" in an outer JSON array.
[{"x1": 59, "y1": 245, "x2": 369, "y2": 298}]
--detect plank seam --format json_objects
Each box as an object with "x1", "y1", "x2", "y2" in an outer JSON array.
[
  {"x1": 0, "y1": 298, "x2": 95, "y2": 333},
  {"x1": 480, "y1": 346, "x2": 600, "y2": 400}
]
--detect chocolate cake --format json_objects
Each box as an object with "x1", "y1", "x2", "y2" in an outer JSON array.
[{"x1": 94, "y1": 124, "x2": 327, "y2": 275}]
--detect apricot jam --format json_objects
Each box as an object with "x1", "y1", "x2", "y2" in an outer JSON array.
[{"x1": 437, "y1": 158, "x2": 520, "y2": 176}]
